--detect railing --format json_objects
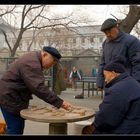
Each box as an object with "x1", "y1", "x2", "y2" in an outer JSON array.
[
  {"x1": 0, "y1": 57, "x2": 18, "y2": 73},
  {"x1": 0, "y1": 55, "x2": 103, "y2": 98}
]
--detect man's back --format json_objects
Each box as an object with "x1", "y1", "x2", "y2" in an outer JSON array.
[
  {"x1": 95, "y1": 73, "x2": 140, "y2": 134},
  {"x1": 0, "y1": 51, "x2": 41, "y2": 114}
]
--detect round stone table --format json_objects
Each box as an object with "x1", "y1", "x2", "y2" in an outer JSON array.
[{"x1": 20, "y1": 105, "x2": 95, "y2": 135}]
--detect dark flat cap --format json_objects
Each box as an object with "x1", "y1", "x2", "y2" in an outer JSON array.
[
  {"x1": 43, "y1": 46, "x2": 62, "y2": 61},
  {"x1": 101, "y1": 18, "x2": 117, "y2": 32},
  {"x1": 104, "y1": 56, "x2": 126, "y2": 73},
  {"x1": 104, "y1": 62, "x2": 126, "y2": 73}
]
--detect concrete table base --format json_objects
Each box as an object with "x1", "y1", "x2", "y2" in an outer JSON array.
[{"x1": 49, "y1": 123, "x2": 67, "y2": 134}]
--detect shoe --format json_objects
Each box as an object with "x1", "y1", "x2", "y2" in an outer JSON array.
[{"x1": 75, "y1": 94, "x2": 84, "y2": 99}]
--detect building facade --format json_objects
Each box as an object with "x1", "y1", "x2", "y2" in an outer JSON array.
[
  {"x1": 0, "y1": 20, "x2": 106, "y2": 75},
  {"x1": 0, "y1": 18, "x2": 106, "y2": 57},
  {"x1": 6, "y1": 25, "x2": 105, "y2": 57}
]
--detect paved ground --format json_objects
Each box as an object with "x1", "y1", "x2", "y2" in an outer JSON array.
[{"x1": 0, "y1": 88, "x2": 103, "y2": 135}]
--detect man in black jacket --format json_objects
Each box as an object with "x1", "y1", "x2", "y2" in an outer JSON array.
[
  {"x1": 0, "y1": 46, "x2": 72, "y2": 134},
  {"x1": 82, "y1": 60, "x2": 140, "y2": 134}
]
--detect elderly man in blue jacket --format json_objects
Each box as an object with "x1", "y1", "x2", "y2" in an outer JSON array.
[
  {"x1": 82, "y1": 60, "x2": 140, "y2": 134},
  {"x1": 97, "y1": 18, "x2": 140, "y2": 91}
]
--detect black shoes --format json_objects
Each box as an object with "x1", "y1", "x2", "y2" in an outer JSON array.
[{"x1": 75, "y1": 94, "x2": 84, "y2": 99}]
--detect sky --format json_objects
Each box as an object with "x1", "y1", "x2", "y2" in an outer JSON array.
[
  {"x1": 49, "y1": 5, "x2": 129, "y2": 25},
  {"x1": 1, "y1": 5, "x2": 130, "y2": 29}
]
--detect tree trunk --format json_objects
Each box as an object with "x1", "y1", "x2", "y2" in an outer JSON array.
[
  {"x1": 119, "y1": 5, "x2": 140, "y2": 33},
  {"x1": 10, "y1": 30, "x2": 24, "y2": 57}
]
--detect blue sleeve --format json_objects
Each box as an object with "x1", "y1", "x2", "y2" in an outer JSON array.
[
  {"x1": 94, "y1": 90, "x2": 129, "y2": 131},
  {"x1": 96, "y1": 44, "x2": 105, "y2": 88},
  {"x1": 128, "y1": 37, "x2": 140, "y2": 82}
]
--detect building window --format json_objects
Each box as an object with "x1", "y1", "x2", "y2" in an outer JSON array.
[
  {"x1": 81, "y1": 37, "x2": 85, "y2": 44},
  {"x1": 73, "y1": 38, "x2": 76, "y2": 44},
  {"x1": 19, "y1": 42, "x2": 23, "y2": 50},
  {"x1": 64, "y1": 39, "x2": 68, "y2": 45},
  {"x1": 64, "y1": 39, "x2": 68, "y2": 47},
  {"x1": 90, "y1": 37, "x2": 94, "y2": 43},
  {"x1": 26, "y1": 40, "x2": 30, "y2": 46},
  {"x1": 99, "y1": 37, "x2": 103, "y2": 43}
]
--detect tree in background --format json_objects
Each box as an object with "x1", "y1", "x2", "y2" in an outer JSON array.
[
  {"x1": 0, "y1": 5, "x2": 139, "y2": 57},
  {"x1": 0, "y1": 5, "x2": 90, "y2": 57}
]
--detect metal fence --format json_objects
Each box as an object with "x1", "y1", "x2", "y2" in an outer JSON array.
[
  {"x1": 61, "y1": 55, "x2": 101, "y2": 78},
  {"x1": 0, "y1": 55, "x2": 101, "y2": 89},
  {"x1": 0, "y1": 55, "x2": 101, "y2": 76},
  {"x1": 0, "y1": 57, "x2": 18, "y2": 74}
]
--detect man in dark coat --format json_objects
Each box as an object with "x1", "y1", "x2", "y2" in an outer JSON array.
[
  {"x1": 97, "y1": 18, "x2": 140, "y2": 91},
  {"x1": 0, "y1": 46, "x2": 72, "y2": 134},
  {"x1": 82, "y1": 60, "x2": 140, "y2": 134}
]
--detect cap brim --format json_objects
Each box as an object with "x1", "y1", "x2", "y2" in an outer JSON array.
[
  {"x1": 53, "y1": 57, "x2": 62, "y2": 67},
  {"x1": 53, "y1": 56, "x2": 59, "y2": 62},
  {"x1": 101, "y1": 25, "x2": 117, "y2": 32}
]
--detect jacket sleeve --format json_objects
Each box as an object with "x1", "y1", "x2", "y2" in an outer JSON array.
[
  {"x1": 19, "y1": 63, "x2": 63, "y2": 108},
  {"x1": 127, "y1": 37, "x2": 140, "y2": 82},
  {"x1": 96, "y1": 42, "x2": 105, "y2": 89},
  {"x1": 93, "y1": 90, "x2": 129, "y2": 132}
]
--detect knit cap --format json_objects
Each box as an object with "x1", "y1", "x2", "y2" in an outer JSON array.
[{"x1": 104, "y1": 56, "x2": 126, "y2": 73}]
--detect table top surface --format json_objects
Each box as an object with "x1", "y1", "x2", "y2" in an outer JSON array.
[{"x1": 20, "y1": 105, "x2": 95, "y2": 123}]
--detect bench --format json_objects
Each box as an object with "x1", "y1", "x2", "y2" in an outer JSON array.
[{"x1": 79, "y1": 77, "x2": 104, "y2": 99}]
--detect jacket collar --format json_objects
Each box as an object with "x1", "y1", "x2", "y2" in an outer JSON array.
[
  {"x1": 36, "y1": 51, "x2": 43, "y2": 69},
  {"x1": 105, "y1": 72, "x2": 129, "y2": 88}
]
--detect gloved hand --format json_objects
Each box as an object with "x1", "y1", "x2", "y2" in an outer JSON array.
[{"x1": 82, "y1": 123, "x2": 95, "y2": 134}]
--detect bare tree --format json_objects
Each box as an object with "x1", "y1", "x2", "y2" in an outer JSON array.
[
  {"x1": 133, "y1": 21, "x2": 140, "y2": 37},
  {"x1": 1, "y1": 5, "x2": 89, "y2": 57},
  {"x1": 2, "y1": 5, "x2": 140, "y2": 58},
  {"x1": 0, "y1": 5, "x2": 16, "y2": 17},
  {"x1": 26, "y1": 29, "x2": 43, "y2": 51},
  {"x1": 117, "y1": 5, "x2": 140, "y2": 33}
]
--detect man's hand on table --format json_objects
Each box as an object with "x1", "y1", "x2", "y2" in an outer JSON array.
[{"x1": 61, "y1": 101, "x2": 73, "y2": 111}]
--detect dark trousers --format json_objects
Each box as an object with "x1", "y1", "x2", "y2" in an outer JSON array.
[
  {"x1": 0, "y1": 107, "x2": 25, "y2": 135},
  {"x1": 71, "y1": 78, "x2": 78, "y2": 90}
]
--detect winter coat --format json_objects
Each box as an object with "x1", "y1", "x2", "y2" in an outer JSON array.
[
  {"x1": 53, "y1": 63, "x2": 66, "y2": 95},
  {"x1": 0, "y1": 51, "x2": 63, "y2": 115},
  {"x1": 97, "y1": 31, "x2": 140, "y2": 88},
  {"x1": 94, "y1": 72, "x2": 140, "y2": 134}
]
